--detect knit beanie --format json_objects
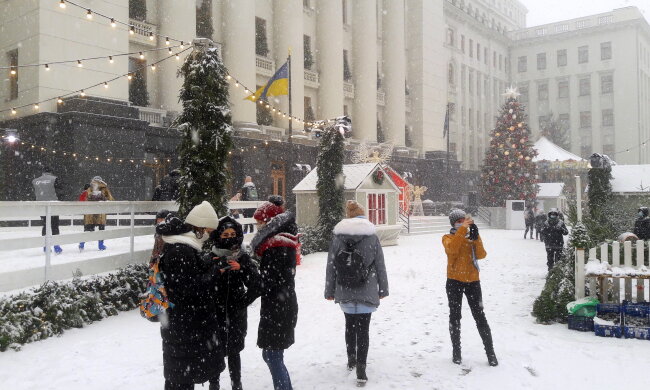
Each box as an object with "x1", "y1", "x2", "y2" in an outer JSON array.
[
  {"x1": 346, "y1": 200, "x2": 365, "y2": 218},
  {"x1": 184, "y1": 201, "x2": 219, "y2": 229},
  {"x1": 253, "y1": 196, "x2": 285, "y2": 222},
  {"x1": 449, "y1": 208, "x2": 466, "y2": 226}
]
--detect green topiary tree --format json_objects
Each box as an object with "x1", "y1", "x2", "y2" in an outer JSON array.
[
  {"x1": 128, "y1": 69, "x2": 149, "y2": 107},
  {"x1": 175, "y1": 45, "x2": 233, "y2": 218},
  {"x1": 585, "y1": 153, "x2": 615, "y2": 244},
  {"x1": 308, "y1": 117, "x2": 349, "y2": 251}
]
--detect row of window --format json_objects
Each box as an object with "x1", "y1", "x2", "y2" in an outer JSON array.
[
  {"x1": 518, "y1": 42, "x2": 612, "y2": 72},
  {"x1": 447, "y1": 29, "x2": 508, "y2": 72},
  {"x1": 519, "y1": 74, "x2": 613, "y2": 102},
  {"x1": 535, "y1": 110, "x2": 615, "y2": 130}
]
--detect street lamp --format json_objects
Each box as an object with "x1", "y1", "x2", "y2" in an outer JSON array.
[{"x1": 2, "y1": 129, "x2": 19, "y2": 144}]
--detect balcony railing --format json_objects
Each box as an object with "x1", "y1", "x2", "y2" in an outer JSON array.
[
  {"x1": 129, "y1": 19, "x2": 158, "y2": 47},
  {"x1": 256, "y1": 55, "x2": 275, "y2": 77},
  {"x1": 377, "y1": 90, "x2": 385, "y2": 106},
  {"x1": 304, "y1": 69, "x2": 319, "y2": 88},
  {"x1": 134, "y1": 106, "x2": 168, "y2": 127},
  {"x1": 344, "y1": 82, "x2": 355, "y2": 99}
]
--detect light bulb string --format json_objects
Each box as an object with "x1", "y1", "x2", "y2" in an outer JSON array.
[
  {"x1": 0, "y1": 45, "x2": 183, "y2": 70},
  {"x1": 2, "y1": 46, "x2": 193, "y2": 114},
  {"x1": 61, "y1": 0, "x2": 186, "y2": 45}
]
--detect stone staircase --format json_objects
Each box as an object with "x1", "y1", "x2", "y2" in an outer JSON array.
[{"x1": 401, "y1": 216, "x2": 489, "y2": 235}]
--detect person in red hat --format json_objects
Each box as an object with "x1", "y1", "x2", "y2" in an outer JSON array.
[{"x1": 250, "y1": 196, "x2": 300, "y2": 390}]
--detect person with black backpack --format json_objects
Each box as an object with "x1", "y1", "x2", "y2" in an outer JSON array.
[
  {"x1": 324, "y1": 201, "x2": 389, "y2": 386},
  {"x1": 240, "y1": 176, "x2": 259, "y2": 234}
]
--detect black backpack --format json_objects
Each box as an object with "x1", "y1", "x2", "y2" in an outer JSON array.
[{"x1": 334, "y1": 240, "x2": 372, "y2": 288}]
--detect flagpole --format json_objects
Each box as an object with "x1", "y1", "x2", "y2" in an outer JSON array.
[{"x1": 288, "y1": 49, "x2": 293, "y2": 145}]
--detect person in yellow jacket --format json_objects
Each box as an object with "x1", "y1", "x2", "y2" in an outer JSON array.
[
  {"x1": 442, "y1": 209, "x2": 497, "y2": 367},
  {"x1": 79, "y1": 176, "x2": 114, "y2": 251}
]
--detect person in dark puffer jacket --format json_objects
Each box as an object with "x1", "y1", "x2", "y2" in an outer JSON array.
[
  {"x1": 210, "y1": 216, "x2": 261, "y2": 390},
  {"x1": 541, "y1": 208, "x2": 568, "y2": 271},
  {"x1": 250, "y1": 196, "x2": 300, "y2": 390},
  {"x1": 633, "y1": 207, "x2": 650, "y2": 240},
  {"x1": 157, "y1": 201, "x2": 224, "y2": 390}
]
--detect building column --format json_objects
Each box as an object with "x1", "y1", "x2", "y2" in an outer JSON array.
[
  {"x1": 316, "y1": 0, "x2": 344, "y2": 120},
  {"x1": 223, "y1": 0, "x2": 256, "y2": 124},
  {"x1": 273, "y1": 0, "x2": 304, "y2": 132},
  {"x1": 352, "y1": 0, "x2": 378, "y2": 141},
  {"x1": 382, "y1": 0, "x2": 406, "y2": 146},
  {"x1": 157, "y1": 0, "x2": 196, "y2": 112}
]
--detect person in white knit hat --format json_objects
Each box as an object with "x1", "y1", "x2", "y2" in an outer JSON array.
[{"x1": 156, "y1": 200, "x2": 225, "y2": 389}]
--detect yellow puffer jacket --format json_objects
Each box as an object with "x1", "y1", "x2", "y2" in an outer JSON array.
[
  {"x1": 442, "y1": 225, "x2": 487, "y2": 283},
  {"x1": 83, "y1": 182, "x2": 115, "y2": 225}
]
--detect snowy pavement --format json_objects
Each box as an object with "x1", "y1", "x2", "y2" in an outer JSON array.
[{"x1": 1, "y1": 229, "x2": 649, "y2": 389}]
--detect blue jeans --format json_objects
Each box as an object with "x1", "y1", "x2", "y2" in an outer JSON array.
[{"x1": 262, "y1": 349, "x2": 292, "y2": 390}]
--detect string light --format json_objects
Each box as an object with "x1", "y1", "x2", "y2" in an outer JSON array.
[
  {"x1": 175, "y1": 53, "x2": 180, "y2": 60},
  {"x1": 109, "y1": 56, "x2": 114, "y2": 64},
  {"x1": 180, "y1": 41, "x2": 185, "y2": 49},
  {"x1": 77, "y1": 60, "x2": 83, "y2": 67},
  {"x1": 80, "y1": 90, "x2": 85, "y2": 97},
  {"x1": 103, "y1": 82, "x2": 109, "y2": 88},
  {"x1": 168, "y1": 48, "x2": 173, "y2": 55},
  {"x1": 11, "y1": 108, "x2": 17, "y2": 115},
  {"x1": 57, "y1": 97, "x2": 63, "y2": 104},
  {"x1": 129, "y1": 25, "x2": 135, "y2": 35},
  {"x1": 149, "y1": 32, "x2": 154, "y2": 41},
  {"x1": 165, "y1": 37, "x2": 170, "y2": 46},
  {"x1": 34, "y1": 104, "x2": 39, "y2": 110},
  {"x1": 127, "y1": 73, "x2": 133, "y2": 80},
  {"x1": 110, "y1": 18, "x2": 116, "y2": 28},
  {"x1": 139, "y1": 52, "x2": 144, "y2": 60},
  {"x1": 86, "y1": 9, "x2": 92, "y2": 19},
  {"x1": 10, "y1": 68, "x2": 16, "y2": 75},
  {"x1": 59, "y1": 0, "x2": 66, "y2": 9},
  {"x1": 150, "y1": 64, "x2": 156, "y2": 71},
  {"x1": 45, "y1": 64, "x2": 50, "y2": 71}
]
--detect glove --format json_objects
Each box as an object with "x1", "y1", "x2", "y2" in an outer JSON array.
[{"x1": 468, "y1": 224, "x2": 479, "y2": 241}]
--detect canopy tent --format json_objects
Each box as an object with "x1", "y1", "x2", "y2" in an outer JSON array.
[{"x1": 532, "y1": 136, "x2": 587, "y2": 167}]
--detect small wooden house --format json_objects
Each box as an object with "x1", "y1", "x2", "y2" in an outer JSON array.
[
  {"x1": 292, "y1": 163, "x2": 401, "y2": 246},
  {"x1": 536, "y1": 182, "x2": 567, "y2": 212}
]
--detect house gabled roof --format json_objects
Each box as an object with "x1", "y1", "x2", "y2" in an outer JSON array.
[
  {"x1": 533, "y1": 136, "x2": 584, "y2": 163},
  {"x1": 293, "y1": 163, "x2": 399, "y2": 192}
]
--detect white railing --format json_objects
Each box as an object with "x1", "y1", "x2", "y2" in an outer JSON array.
[
  {"x1": 343, "y1": 81, "x2": 355, "y2": 99},
  {"x1": 256, "y1": 55, "x2": 275, "y2": 77},
  {"x1": 128, "y1": 19, "x2": 158, "y2": 47},
  {"x1": 377, "y1": 90, "x2": 386, "y2": 106},
  {"x1": 134, "y1": 106, "x2": 167, "y2": 127},
  {"x1": 304, "y1": 69, "x2": 319, "y2": 88},
  {"x1": 0, "y1": 200, "x2": 265, "y2": 291},
  {"x1": 576, "y1": 240, "x2": 650, "y2": 303}
]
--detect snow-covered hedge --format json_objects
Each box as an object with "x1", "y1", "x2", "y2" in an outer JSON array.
[{"x1": 0, "y1": 264, "x2": 148, "y2": 352}]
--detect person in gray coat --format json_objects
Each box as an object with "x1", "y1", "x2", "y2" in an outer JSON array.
[
  {"x1": 325, "y1": 201, "x2": 389, "y2": 386},
  {"x1": 32, "y1": 167, "x2": 64, "y2": 254}
]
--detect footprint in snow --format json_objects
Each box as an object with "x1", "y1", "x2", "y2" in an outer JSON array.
[
  {"x1": 411, "y1": 371, "x2": 422, "y2": 378},
  {"x1": 524, "y1": 366, "x2": 538, "y2": 377},
  {"x1": 460, "y1": 367, "x2": 472, "y2": 376}
]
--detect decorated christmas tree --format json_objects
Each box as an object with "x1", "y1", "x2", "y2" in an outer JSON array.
[
  {"x1": 479, "y1": 88, "x2": 538, "y2": 207},
  {"x1": 175, "y1": 45, "x2": 233, "y2": 217}
]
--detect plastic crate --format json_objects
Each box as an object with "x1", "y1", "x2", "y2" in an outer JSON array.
[
  {"x1": 622, "y1": 301, "x2": 650, "y2": 340},
  {"x1": 567, "y1": 315, "x2": 594, "y2": 332},
  {"x1": 594, "y1": 304, "x2": 623, "y2": 338}
]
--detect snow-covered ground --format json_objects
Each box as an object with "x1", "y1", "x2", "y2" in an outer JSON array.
[{"x1": 1, "y1": 229, "x2": 649, "y2": 389}]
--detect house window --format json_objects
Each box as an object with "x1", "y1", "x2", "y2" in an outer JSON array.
[
  {"x1": 558, "y1": 80, "x2": 569, "y2": 98},
  {"x1": 476, "y1": 73, "x2": 481, "y2": 95},
  {"x1": 255, "y1": 17, "x2": 269, "y2": 57},
  {"x1": 576, "y1": 19, "x2": 590, "y2": 29},
  {"x1": 537, "y1": 83, "x2": 548, "y2": 101},
  {"x1": 484, "y1": 48, "x2": 488, "y2": 64},
  {"x1": 257, "y1": 84, "x2": 273, "y2": 125},
  {"x1": 343, "y1": 49, "x2": 352, "y2": 81},
  {"x1": 579, "y1": 78, "x2": 591, "y2": 96},
  {"x1": 601, "y1": 74, "x2": 613, "y2": 94},
  {"x1": 518, "y1": 56, "x2": 527, "y2": 72},
  {"x1": 557, "y1": 49, "x2": 567, "y2": 67},
  {"x1": 555, "y1": 24, "x2": 569, "y2": 33},
  {"x1": 469, "y1": 39, "x2": 474, "y2": 58},
  {"x1": 304, "y1": 96, "x2": 315, "y2": 122},
  {"x1": 535, "y1": 28, "x2": 547, "y2": 36},
  {"x1": 469, "y1": 108, "x2": 473, "y2": 127},
  {"x1": 448, "y1": 63, "x2": 455, "y2": 85},
  {"x1": 461, "y1": 106, "x2": 466, "y2": 125},
  {"x1": 477, "y1": 43, "x2": 481, "y2": 61},
  {"x1": 367, "y1": 193, "x2": 386, "y2": 225},
  {"x1": 468, "y1": 72, "x2": 473, "y2": 94},
  {"x1": 601, "y1": 41, "x2": 612, "y2": 60},
  {"x1": 559, "y1": 113, "x2": 570, "y2": 132},
  {"x1": 461, "y1": 35, "x2": 465, "y2": 53},
  {"x1": 196, "y1": 0, "x2": 213, "y2": 38},
  {"x1": 519, "y1": 86, "x2": 529, "y2": 103},
  {"x1": 598, "y1": 15, "x2": 613, "y2": 25},
  {"x1": 602, "y1": 109, "x2": 614, "y2": 127},
  {"x1": 537, "y1": 53, "x2": 546, "y2": 70},
  {"x1": 578, "y1": 45, "x2": 589, "y2": 64},
  {"x1": 447, "y1": 28, "x2": 455, "y2": 46},
  {"x1": 7, "y1": 49, "x2": 18, "y2": 101},
  {"x1": 342, "y1": 0, "x2": 348, "y2": 24},
  {"x1": 580, "y1": 111, "x2": 592, "y2": 128},
  {"x1": 303, "y1": 0, "x2": 310, "y2": 8},
  {"x1": 499, "y1": 54, "x2": 503, "y2": 71},
  {"x1": 303, "y1": 35, "x2": 313, "y2": 69},
  {"x1": 493, "y1": 51, "x2": 497, "y2": 67}
]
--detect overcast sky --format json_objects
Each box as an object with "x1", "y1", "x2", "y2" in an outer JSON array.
[{"x1": 520, "y1": 0, "x2": 650, "y2": 27}]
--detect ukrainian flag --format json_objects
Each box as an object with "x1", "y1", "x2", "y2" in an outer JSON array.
[{"x1": 246, "y1": 61, "x2": 289, "y2": 101}]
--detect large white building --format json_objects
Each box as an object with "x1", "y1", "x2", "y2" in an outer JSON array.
[{"x1": 2, "y1": 0, "x2": 649, "y2": 167}]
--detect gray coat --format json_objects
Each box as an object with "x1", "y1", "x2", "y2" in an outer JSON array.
[{"x1": 324, "y1": 217, "x2": 389, "y2": 307}]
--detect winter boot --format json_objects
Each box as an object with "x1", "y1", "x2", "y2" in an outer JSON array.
[
  {"x1": 78, "y1": 242, "x2": 85, "y2": 251},
  {"x1": 487, "y1": 351, "x2": 498, "y2": 367},
  {"x1": 347, "y1": 354, "x2": 357, "y2": 371},
  {"x1": 452, "y1": 346, "x2": 462, "y2": 365},
  {"x1": 356, "y1": 363, "x2": 368, "y2": 384},
  {"x1": 98, "y1": 240, "x2": 106, "y2": 251},
  {"x1": 231, "y1": 380, "x2": 243, "y2": 390},
  {"x1": 54, "y1": 245, "x2": 63, "y2": 254},
  {"x1": 209, "y1": 378, "x2": 220, "y2": 390}
]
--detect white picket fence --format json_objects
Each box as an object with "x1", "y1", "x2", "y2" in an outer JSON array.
[
  {"x1": 0, "y1": 200, "x2": 264, "y2": 291},
  {"x1": 575, "y1": 240, "x2": 650, "y2": 303}
]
